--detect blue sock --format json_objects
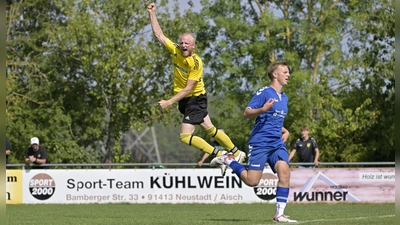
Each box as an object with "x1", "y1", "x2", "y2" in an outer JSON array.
[
  {"x1": 276, "y1": 186, "x2": 289, "y2": 216},
  {"x1": 229, "y1": 161, "x2": 246, "y2": 178},
  {"x1": 276, "y1": 186, "x2": 289, "y2": 203}
]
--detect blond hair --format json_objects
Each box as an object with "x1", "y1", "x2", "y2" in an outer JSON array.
[
  {"x1": 180, "y1": 32, "x2": 196, "y2": 43},
  {"x1": 267, "y1": 61, "x2": 288, "y2": 81}
]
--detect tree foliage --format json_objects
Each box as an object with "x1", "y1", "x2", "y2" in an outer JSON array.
[
  {"x1": 6, "y1": 0, "x2": 394, "y2": 165},
  {"x1": 6, "y1": 0, "x2": 98, "y2": 164},
  {"x1": 195, "y1": 0, "x2": 394, "y2": 162}
]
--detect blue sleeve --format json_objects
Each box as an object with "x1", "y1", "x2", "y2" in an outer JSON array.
[{"x1": 247, "y1": 87, "x2": 270, "y2": 109}]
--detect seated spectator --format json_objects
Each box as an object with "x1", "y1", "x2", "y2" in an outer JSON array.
[{"x1": 25, "y1": 137, "x2": 49, "y2": 169}]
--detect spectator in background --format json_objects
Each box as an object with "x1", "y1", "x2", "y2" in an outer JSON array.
[
  {"x1": 289, "y1": 125, "x2": 320, "y2": 168},
  {"x1": 25, "y1": 137, "x2": 49, "y2": 169},
  {"x1": 6, "y1": 137, "x2": 12, "y2": 165},
  {"x1": 197, "y1": 153, "x2": 211, "y2": 167}
]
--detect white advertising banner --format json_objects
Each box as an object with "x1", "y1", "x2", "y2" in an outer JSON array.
[
  {"x1": 21, "y1": 168, "x2": 276, "y2": 204},
  {"x1": 289, "y1": 168, "x2": 395, "y2": 203},
  {"x1": 16, "y1": 167, "x2": 394, "y2": 204}
]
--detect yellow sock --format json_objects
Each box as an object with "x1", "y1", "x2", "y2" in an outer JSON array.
[
  {"x1": 216, "y1": 151, "x2": 240, "y2": 157},
  {"x1": 204, "y1": 127, "x2": 241, "y2": 156},
  {"x1": 233, "y1": 151, "x2": 241, "y2": 157},
  {"x1": 180, "y1": 133, "x2": 215, "y2": 155}
]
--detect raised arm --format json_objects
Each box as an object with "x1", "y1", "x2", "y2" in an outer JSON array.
[{"x1": 147, "y1": 2, "x2": 167, "y2": 45}]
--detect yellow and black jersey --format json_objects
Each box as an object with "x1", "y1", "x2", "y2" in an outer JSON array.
[{"x1": 165, "y1": 38, "x2": 205, "y2": 97}]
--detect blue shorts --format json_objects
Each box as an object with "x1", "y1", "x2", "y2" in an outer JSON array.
[{"x1": 246, "y1": 144, "x2": 290, "y2": 173}]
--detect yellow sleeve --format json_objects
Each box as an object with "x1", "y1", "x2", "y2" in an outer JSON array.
[
  {"x1": 165, "y1": 38, "x2": 180, "y2": 55},
  {"x1": 187, "y1": 55, "x2": 203, "y2": 82}
]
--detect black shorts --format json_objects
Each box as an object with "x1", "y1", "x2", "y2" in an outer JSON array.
[{"x1": 178, "y1": 94, "x2": 208, "y2": 125}]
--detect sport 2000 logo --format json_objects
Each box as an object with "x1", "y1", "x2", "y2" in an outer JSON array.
[
  {"x1": 253, "y1": 172, "x2": 278, "y2": 201},
  {"x1": 29, "y1": 173, "x2": 56, "y2": 200}
]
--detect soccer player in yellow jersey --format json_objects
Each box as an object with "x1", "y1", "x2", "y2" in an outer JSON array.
[{"x1": 147, "y1": 2, "x2": 245, "y2": 175}]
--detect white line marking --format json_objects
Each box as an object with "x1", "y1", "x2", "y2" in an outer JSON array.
[{"x1": 256, "y1": 214, "x2": 395, "y2": 224}]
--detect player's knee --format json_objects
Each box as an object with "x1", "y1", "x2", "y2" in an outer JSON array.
[
  {"x1": 276, "y1": 161, "x2": 290, "y2": 175},
  {"x1": 180, "y1": 133, "x2": 193, "y2": 146},
  {"x1": 247, "y1": 181, "x2": 259, "y2": 187},
  {"x1": 204, "y1": 126, "x2": 217, "y2": 137},
  {"x1": 244, "y1": 180, "x2": 259, "y2": 187}
]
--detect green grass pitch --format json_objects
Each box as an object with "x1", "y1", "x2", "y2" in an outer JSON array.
[{"x1": 6, "y1": 202, "x2": 394, "y2": 225}]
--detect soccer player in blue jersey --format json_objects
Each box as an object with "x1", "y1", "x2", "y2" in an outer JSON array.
[{"x1": 211, "y1": 61, "x2": 297, "y2": 223}]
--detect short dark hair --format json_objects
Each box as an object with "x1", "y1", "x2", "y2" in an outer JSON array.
[{"x1": 301, "y1": 126, "x2": 309, "y2": 131}]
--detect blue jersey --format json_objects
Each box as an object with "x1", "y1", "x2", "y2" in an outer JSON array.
[{"x1": 247, "y1": 86, "x2": 288, "y2": 147}]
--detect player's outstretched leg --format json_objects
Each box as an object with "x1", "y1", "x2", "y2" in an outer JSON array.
[
  {"x1": 211, "y1": 151, "x2": 228, "y2": 176},
  {"x1": 204, "y1": 126, "x2": 246, "y2": 164},
  {"x1": 210, "y1": 152, "x2": 236, "y2": 177},
  {"x1": 233, "y1": 150, "x2": 246, "y2": 164},
  {"x1": 209, "y1": 151, "x2": 230, "y2": 176},
  {"x1": 210, "y1": 152, "x2": 232, "y2": 166}
]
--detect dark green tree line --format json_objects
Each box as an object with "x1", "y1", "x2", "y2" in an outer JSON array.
[
  {"x1": 6, "y1": 0, "x2": 394, "y2": 164},
  {"x1": 194, "y1": 0, "x2": 394, "y2": 162}
]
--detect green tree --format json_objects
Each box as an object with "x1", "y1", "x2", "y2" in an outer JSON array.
[
  {"x1": 45, "y1": 0, "x2": 182, "y2": 163},
  {"x1": 6, "y1": 0, "x2": 394, "y2": 165},
  {"x1": 335, "y1": 0, "x2": 395, "y2": 162},
  {"x1": 194, "y1": 0, "x2": 394, "y2": 162},
  {"x1": 6, "y1": 0, "x2": 97, "y2": 164}
]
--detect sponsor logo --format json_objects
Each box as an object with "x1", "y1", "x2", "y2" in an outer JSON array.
[
  {"x1": 359, "y1": 172, "x2": 395, "y2": 181},
  {"x1": 272, "y1": 110, "x2": 286, "y2": 118},
  {"x1": 66, "y1": 178, "x2": 144, "y2": 191},
  {"x1": 253, "y1": 172, "x2": 278, "y2": 201},
  {"x1": 173, "y1": 63, "x2": 188, "y2": 73},
  {"x1": 150, "y1": 175, "x2": 242, "y2": 189},
  {"x1": 293, "y1": 171, "x2": 360, "y2": 202},
  {"x1": 29, "y1": 173, "x2": 56, "y2": 200}
]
